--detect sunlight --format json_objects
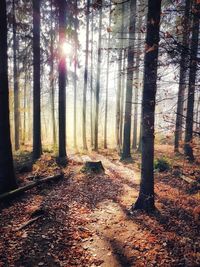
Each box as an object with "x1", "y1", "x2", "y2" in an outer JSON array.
[{"x1": 61, "y1": 42, "x2": 73, "y2": 56}]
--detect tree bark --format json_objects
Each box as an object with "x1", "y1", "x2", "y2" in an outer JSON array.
[
  {"x1": 0, "y1": 0, "x2": 17, "y2": 194},
  {"x1": 184, "y1": 1, "x2": 200, "y2": 161},
  {"x1": 133, "y1": 0, "x2": 162, "y2": 212},
  {"x1": 58, "y1": 0, "x2": 67, "y2": 158},
  {"x1": 121, "y1": 0, "x2": 136, "y2": 159},
  {"x1": 33, "y1": 0, "x2": 42, "y2": 160}
]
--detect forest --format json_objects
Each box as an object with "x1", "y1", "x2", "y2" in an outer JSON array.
[{"x1": 0, "y1": 0, "x2": 199, "y2": 266}]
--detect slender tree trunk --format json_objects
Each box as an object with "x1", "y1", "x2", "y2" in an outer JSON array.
[
  {"x1": 0, "y1": 0, "x2": 17, "y2": 193},
  {"x1": 132, "y1": 12, "x2": 142, "y2": 150},
  {"x1": 82, "y1": 0, "x2": 90, "y2": 150},
  {"x1": 94, "y1": 0, "x2": 103, "y2": 151},
  {"x1": 74, "y1": 0, "x2": 78, "y2": 150},
  {"x1": 121, "y1": 0, "x2": 136, "y2": 159},
  {"x1": 104, "y1": 1, "x2": 111, "y2": 149},
  {"x1": 119, "y1": 49, "x2": 126, "y2": 148},
  {"x1": 90, "y1": 4, "x2": 94, "y2": 148},
  {"x1": 184, "y1": 2, "x2": 200, "y2": 162},
  {"x1": 174, "y1": 0, "x2": 191, "y2": 153},
  {"x1": 33, "y1": 0, "x2": 42, "y2": 160},
  {"x1": 58, "y1": 0, "x2": 67, "y2": 158},
  {"x1": 116, "y1": 4, "x2": 125, "y2": 153},
  {"x1": 23, "y1": 68, "x2": 27, "y2": 145},
  {"x1": 13, "y1": 0, "x2": 20, "y2": 151},
  {"x1": 50, "y1": 0, "x2": 57, "y2": 150},
  {"x1": 133, "y1": 0, "x2": 162, "y2": 212}
]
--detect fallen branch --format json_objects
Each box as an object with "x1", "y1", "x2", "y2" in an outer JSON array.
[
  {"x1": 0, "y1": 173, "x2": 64, "y2": 201},
  {"x1": 16, "y1": 215, "x2": 43, "y2": 231},
  {"x1": 180, "y1": 175, "x2": 197, "y2": 185}
]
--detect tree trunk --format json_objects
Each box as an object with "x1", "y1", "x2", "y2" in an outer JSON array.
[
  {"x1": 33, "y1": 0, "x2": 42, "y2": 160},
  {"x1": 132, "y1": 10, "x2": 142, "y2": 150},
  {"x1": 50, "y1": 0, "x2": 57, "y2": 150},
  {"x1": 74, "y1": 0, "x2": 78, "y2": 150},
  {"x1": 174, "y1": 0, "x2": 191, "y2": 153},
  {"x1": 58, "y1": 0, "x2": 67, "y2": 158},
  {"x1": 119, "y1": 49, "x2": 126, "y2": 148},
  {"x1": 121, "y1": 0, "x2": 136, "y2": 159},
  {"x1": 90, "y1": 5, "x2": 94, "y2": 148},
  {"x1": 184, "y1": 2, "x2": 200, "y2": 162},
  {"x1": 13, "y1": 0, "x2": 20, "y2": 151},
  {"x1": 82, "y1": 0, "x2": 90, "y2": 150},
  {"x1": 94, "y1": 0, "x2": 103, "y2": 151},
  {"x1": 0, "y1": 0, "x2": 17, "y2": 194},
  {"x1": 133, "y1": 0, "x2": 162, "y2": 212},
  {"x1": 104, "y1": 0, "x2": 111, "y2": 149}
]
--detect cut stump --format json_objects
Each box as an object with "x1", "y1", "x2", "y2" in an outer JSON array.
[{"x1": 82, "y1": 161, "x2": 105, "y2": 174}]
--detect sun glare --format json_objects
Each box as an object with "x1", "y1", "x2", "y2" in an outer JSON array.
[{"x1": 61, "y1": 42, "x2": 73, "y2": 56}]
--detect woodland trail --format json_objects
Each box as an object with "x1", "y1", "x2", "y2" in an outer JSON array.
[{"x1": 0, "y1": 151, "x2": 199, "y2": 267}]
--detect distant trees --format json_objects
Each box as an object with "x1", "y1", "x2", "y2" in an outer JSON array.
[
  {"x1": 0, "y1": 0, "x2": 17, "y2": 193},
  {"x1": 133, "y1": 0, "x2": 162, "y2": 212},
  {"x1": 33, "y1": 0, "x2": 42, "y2": 160}
]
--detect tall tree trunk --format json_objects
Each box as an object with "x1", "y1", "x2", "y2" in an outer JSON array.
[
  {"x1": 13, "y1": 0, "x2": 20, "y2": 151},
  {"x1": 33, "y1": 0, "x2": 42, "y2": 160},
  {"x1": 119, "y1": 49, "x2": 126, "y2": 148},
  {"x1": 58, "y1": 0, "x2": 67, "y2": 158},
  {"x1": 74, "y1": 0, "x2": 78, "y2": 150},
  {"x1": 184, "y1": 1, "x2": 200, "y2": 162},
  {"x1": 0, "y1": 0, "x2": 17, "y2": 193},
  {"x1": 23, "y1": 68, "x2": 27, "y2": 145},
  {"x1": 174, "y1": 0, "x2": 191, "y2": 153},
  {"x1": 104, "y1": 0, "x2": 111, "y2": 149},
  {"x1": 121, "y1": 0, "x2": 136, "y2": 159},
  {"x1": 116, "y1": 4, "x2": 125, "y2": 153},
  {"x1": 90, "y1": 3, "x2": 94, "y2": 148},
  {"x1": 132, "y1": 11, "x2": 142, "y2": 150},
  {"x1": 94, "y1": 0, "x2": 103, "y2": 151},
  {"x1": 133, "y1": 0, "x2": 162, "y2": 212},
  {"x1": 50, "y1": 0, "x2": 57, "y2": 150},
  {"x1": 82, "y1": 0, "x2": 90, "y2": 150}
]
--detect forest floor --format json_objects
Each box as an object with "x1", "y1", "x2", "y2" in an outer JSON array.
[{"x1": 0, "y1": 145, "x2": 199, "y2": 267}]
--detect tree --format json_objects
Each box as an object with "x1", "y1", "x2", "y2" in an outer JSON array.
[
  {"x1": 104, "y1": 0, "x2": 112, "y2": 149},
  {"x1": 184, "y1": 1, "x2": 200, "y2": 161},
  {"x1": 33, "y1": 0, "x2": 42, "y2": 160},
  {"x1": 132, "y1": 0, "x2": 162, "y2": 212},
  {"x1": 82, "y1": 0, "x2": 90, "y2": 150},
  {"x1": 116, "y1": 3, "x2": 125, "y2": 153},
  {"x1": 74, "y1": 0, "x2": 78, "y2": 150},
  {"x1": 13, "y1": 0, "x2": 20, "y2": 151},
  {"x1": 50, "y1": 0, "x2": 57, "y2": 150},
  {"x1": 121, "y1": 0, "x2": 136, "y2": 159},
  {"x1": 0, "y1": 0, "x2": 17, "y2": 193},
  {"x1": 174, "y1": 0, "x2": 191, "y2": 153},
  {"x1": 58, "y1": 0, "x2": 67, "y2": 158},
  {"x1": 94, "y1": 0, "x2": 103, "y2": 151}
]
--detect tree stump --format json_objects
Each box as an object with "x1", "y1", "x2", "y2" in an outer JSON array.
[{"x1": 82, "y1": 161, "x2": 105, "y2": 174}]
